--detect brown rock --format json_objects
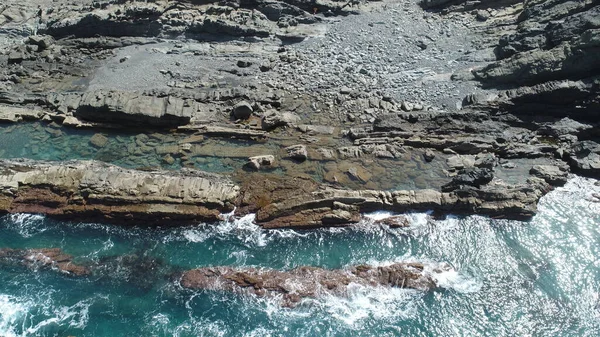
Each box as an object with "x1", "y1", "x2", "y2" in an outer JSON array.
[
  {"x1": 0, "y1": 248, "x2": 90, "y2": 276},
  {"x1": 181, "y1": 262, "x2": 448, "y2": 306}
]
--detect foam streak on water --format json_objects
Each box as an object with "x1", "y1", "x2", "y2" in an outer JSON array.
[{"x1": 0, "y1": 176, "x2": 598, "y2": 336}]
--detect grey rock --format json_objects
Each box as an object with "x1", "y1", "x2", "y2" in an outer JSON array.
[
  {"x1": 262, "y1": 110, "x2": 300, "y2": 130},
  {"x1": 530, "y1": 165, "x2": 569, "y2": 186},
  {"x1": 423, "y1": 149, "x2": 436, "y2": 162},
  {"x1": 285, "y1": 145, "x2": 308, "y2": 161},
  {"x1": 246, "y1": 155, "x2": 275, "y2": 170},
  {"x1": 232, "y1": 101, "x2": 253, "y2": 120}
]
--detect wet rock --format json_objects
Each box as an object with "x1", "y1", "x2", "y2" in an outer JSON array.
[
  {"x1": 373, "y1": 215, "x2": 410, "y2": 228},
  {"x1": 89, "y1": 133, "x2": 109, "y2": 148},
  {"x1": 181, "y1": 262, "x2": 448, "y2": 306},
  {"x1": 285, "y1": 145, "x2": 308, "y2": 161},
  {"x1": 232, "y1": 101, "x2": 253, "y2": 120},
  {"x1": 246, "y1": 155, "x2": 275, "y2": 170},
  {"x1": 423, "y1": 149, "x2": 436, "y2": 162},
  {"x1": 530, "y1": 165, "x2": 569, "y2": 186},
  {"x1": 0, "y1": 248, "x2": 89, "y2": 276},
  {"x1": 162, "y1": 154, "x2": 176, "y2": 165}
]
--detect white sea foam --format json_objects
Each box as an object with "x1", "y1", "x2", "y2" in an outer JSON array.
[
  {"x1": 0, "y1": 294, "x2": 29, "y2": 337},
  {"x1": 0, "y1": 292, "x2": 94, "y2": 337},
  {"x1": 431, "y1": 267, "x2": 482, "y2": 293},
  {"x1": 309, "y1": 283, "x2": 418, "y2": 327},
  {"x1": 7, "y1": 213, "x2": 47, "y2": 238}
]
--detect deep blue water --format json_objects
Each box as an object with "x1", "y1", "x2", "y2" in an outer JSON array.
[{"x1": 0, "y1": 177, "x2": 599, "y2": 336}]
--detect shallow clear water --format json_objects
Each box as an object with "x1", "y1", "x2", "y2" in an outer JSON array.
[
  {"x1": 0, "y1": 176, "x2": 599, "y2": 336},
  {"x1": 0, "y1": 122, "x2": 453, "y2": 190}
]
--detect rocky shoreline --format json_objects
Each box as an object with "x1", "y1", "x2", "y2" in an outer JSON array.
[
  {"x1": 0, "y1": 0, "x2": 597, "y2": 225},
  {"x1": 0, "y1": 0, "x2": 599, "y2": 306}
]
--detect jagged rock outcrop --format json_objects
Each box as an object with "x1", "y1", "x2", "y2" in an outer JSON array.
[
  {"x1": 0, "y1": 248, "x2": 90, "y2": 276},
  {"x1": 181, "y1": 262, "x2": 449, "y2": 306},
  {"x1": 0, "y1": 159, "x2": 239, "y2": 224}
]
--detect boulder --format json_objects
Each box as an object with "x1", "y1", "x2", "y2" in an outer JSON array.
[
  {"x1": 232, "y1": 101, "x2": 253, "y2": 120},
  {"x1": 27, "y1": 35, "x2": 55, "y2": 50},
  {"x1": 373, "y1": 215, "x2": 410, "y2": 228},
  {"x1": 246, "y1": 155, "x2": 275, "y2": 170},
  {"x1": 285, "y1": 145, "x2": 308, "y2": 161},
  {"x1": 423, "y1": 149, "x2": 436, "y2": 162},
  {"x1": 530, "y1": 165, "x2": 569, "y2": 186},
  {"x1": 566, "y1": 141, "x2": 600, "y2": 177},
  {"x1": 262, "y1": 110, "x2": 300, "y2": 130}
]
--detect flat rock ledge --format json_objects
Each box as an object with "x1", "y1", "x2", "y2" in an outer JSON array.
[
  {"x1": 0, "y1": 159, "x2": 239, "y2": 225},
  {"x1": 180, "y1": 262, "x2": 449, "y2": 307},
  {"x1": 249, "y1": 177, "x2": 553, "y2": 229}
]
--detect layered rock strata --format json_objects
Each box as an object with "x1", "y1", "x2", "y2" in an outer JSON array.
[{"x1": 0, "y1": 159, "x2": 239, "y2": 225}]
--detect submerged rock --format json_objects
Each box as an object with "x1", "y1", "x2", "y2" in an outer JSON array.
[
  {"x1": 0, "y1": 248, "x2": 90, "y2": 276},
  {"x1": 181, "y1": 262, "x2": 449, "y2": 306}
]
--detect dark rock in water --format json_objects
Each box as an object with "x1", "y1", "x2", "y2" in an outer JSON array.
[
  {"x1": 0, "y1": 248, "x2": 90, "y2": 276},
  {"x1": 89, "y1": 133, "x2": 109, "y2": 148},
  {"x1": 232, "y1": 101, "x2": 253, "y2": 120},
  {"x1": 95, "y1": 254, "x2": 167, "y2": 291},
  {"x1": 423, "y1": 149, "x2": 436, "y2": 162},
  {"x1": 442, "y1": 168, "x2": 494, "y2": 192},
  {"x1": 181, "y1": 262, "x2": 449, "y2": 306},
  {"x1": 530, "y1": 165, "x2": 569, "y2": 186},
  {"x1": 285, "y1": 144, "x2": 308, "y2": 161}
]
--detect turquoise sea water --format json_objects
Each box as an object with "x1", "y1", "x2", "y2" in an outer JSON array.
[{"x1": 0, "y1": 176, "x2": 599, "y2": 336}]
